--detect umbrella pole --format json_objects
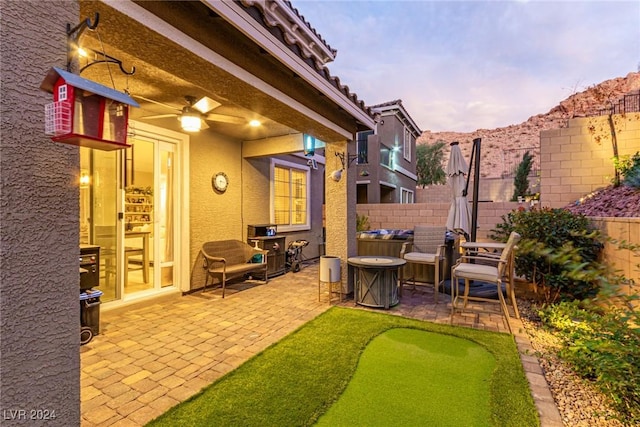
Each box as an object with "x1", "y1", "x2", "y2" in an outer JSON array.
[{"x1": 471, "y1": 138, "x2": 481, "y2": 243}]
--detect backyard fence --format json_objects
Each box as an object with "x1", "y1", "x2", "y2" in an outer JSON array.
[{"x1": 595, "y1": 90, "x2": 640, "y2": 116}]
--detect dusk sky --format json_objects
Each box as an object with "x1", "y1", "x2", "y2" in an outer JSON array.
[{"x1": 294, "y1": 0, "x2": 640, "y2": 132}]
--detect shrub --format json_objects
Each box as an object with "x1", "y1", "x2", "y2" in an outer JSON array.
[
  {"x1": 356, "y1": 214, "x2": 370, "y2": 232},
  {"x1": 511, "y1": 151, "x2": 534, "y2": 201},
  {"x1": 539, "y1": 297, "x2": 640, "y2": 424},
  {"x1": 490, "y1": 207, "x2": 602, "y2": 301},
  {"x1": 616, "y1": 151, "x2": 640, "y2": 189},
  {"x1": 538, "y1": 231, "x2": 640, "y2": 424}
]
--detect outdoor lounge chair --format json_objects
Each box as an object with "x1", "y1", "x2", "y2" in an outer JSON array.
[
  {"x1": 450, "y1": 231, "x2": 521, "y2": 334},
  {"x1": 399, "y1": 225, "x2": 446, "y2": 303}
]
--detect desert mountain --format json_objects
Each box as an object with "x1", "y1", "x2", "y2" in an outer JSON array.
[{"x1": 417, "y1": 72, "x2": 640, "y2": 179}]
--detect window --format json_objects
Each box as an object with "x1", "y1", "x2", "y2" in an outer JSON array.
[
  {"x1": 380, "y1": 144, "x2": 393, "y2": 169},
  {"x1": 401, "y1": 188, "x2": 414, "y2": 204},
  {"x1": 403, "y1": 127, "x2": 411, "y2": 161},
  {"x1": 356, "y1": 130, "x2": 372, "y2": 164},
  {"x1": 272, "y1": 159, "x2": 310, "y2": 231}
]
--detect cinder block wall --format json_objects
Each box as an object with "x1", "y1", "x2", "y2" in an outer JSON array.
[
  {"x1": 540, "y1": 113, "x2": 640, "y2": 208},
  {"x1": 591, "y1": 218, "x2": 640, "y2": 294},
  {"x1": 416, "y1": 177, "x2": 528, "y2": 204},
  {"x1": 356, "y1": 201, "x2": 522, "y2": 241}
]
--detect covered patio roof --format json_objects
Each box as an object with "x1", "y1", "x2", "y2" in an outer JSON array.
[{"x1": 78, "y1": 0, "x2": 375, "y2": 144}]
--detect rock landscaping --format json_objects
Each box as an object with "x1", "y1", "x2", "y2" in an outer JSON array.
[{"x1": 519, "y1": 300, "x2": 626, "y2": 426}]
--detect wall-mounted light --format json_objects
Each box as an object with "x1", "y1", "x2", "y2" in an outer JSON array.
[
  {"x1": 304, "y1": 134, "x2": 316, "y2": 157},
  {"x1": 80, "y1": 170, "x2": 90, "y2": 187},
  {"x1": 329, "y1": 151, "x2": 358, "y2": 182},
  {"x1": 249, "y1": 119, "x2": 261, "y2": 127}
]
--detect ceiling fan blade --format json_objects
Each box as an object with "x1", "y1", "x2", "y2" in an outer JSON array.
[
  {"x1": 142, "y1": 114, "x2": 179, "y2": 120},
  {"x1": 204, "y1": 113, "x2": 246, "y2": 125},
  {"x1": 133, "y1": 95, "x2": 180, "y2": 112},
  {"x1": 193, "y1": 96, "x2": 221, "y2": 114}
]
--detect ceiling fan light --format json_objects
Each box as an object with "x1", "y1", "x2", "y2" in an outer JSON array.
[{"x1": 181, "y1": 113, "x2": 201, "y2": 132}]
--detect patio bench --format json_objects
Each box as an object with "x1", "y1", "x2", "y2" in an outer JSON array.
[{"x1": 201, "y1": 240, "x2": 269, "y2": 298}]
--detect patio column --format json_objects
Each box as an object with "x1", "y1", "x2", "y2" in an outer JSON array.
[
  {"x1": 1, "y1": 2, "x2": 81, "y2": 425},
  {"x1": 325, "y1": 140, "x2": 356, "y2": 294}
]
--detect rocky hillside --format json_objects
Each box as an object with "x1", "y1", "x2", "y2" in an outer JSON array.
[{"x1": 417, "y1": 72, "x2": 640, "y2": 179}]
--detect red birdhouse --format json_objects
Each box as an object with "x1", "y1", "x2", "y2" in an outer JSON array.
[{"x1": 40, "y1": 67, "x2": 139, "y2": 151}]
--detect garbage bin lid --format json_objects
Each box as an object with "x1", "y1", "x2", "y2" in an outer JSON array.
[{"x1": 80, "y1": 289, "x2": 103, "y2": 300}]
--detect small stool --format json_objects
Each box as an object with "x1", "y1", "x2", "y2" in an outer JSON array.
[{"x1": 318, "y1": 255, "x2": 342, "y2": 303}]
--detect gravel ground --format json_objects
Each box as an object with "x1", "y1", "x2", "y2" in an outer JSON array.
[{"x1": 518, "y1": 299, "x2": 625, "y2": 427}]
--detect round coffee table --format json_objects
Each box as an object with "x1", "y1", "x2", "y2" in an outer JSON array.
[{"x1": 348, "y1": 256, "x2": 406, "y2": 309}]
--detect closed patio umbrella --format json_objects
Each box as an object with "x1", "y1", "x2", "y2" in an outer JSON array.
[{"x1": 446, "y1": 142, "x2": 472, "y2": 240}]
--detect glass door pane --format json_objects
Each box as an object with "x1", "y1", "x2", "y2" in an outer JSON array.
[
  {"x1": 124, "y1": 137, "x2": 155, "y2": 296},
  {"x1": 80, "y1": 147, "x2": 119, "y2": 303},
  {"x1": 158, "y1": 143, "x2": 175, "y2": 287}
]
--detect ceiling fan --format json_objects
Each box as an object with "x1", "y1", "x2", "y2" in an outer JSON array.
[{"x1": 137, "y1": 95, "x2": 246, "y2": 132}]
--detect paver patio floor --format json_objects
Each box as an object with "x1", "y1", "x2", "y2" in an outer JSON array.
[{"x1": 81, "y1": 260, "x2": 562, "y2": 426}]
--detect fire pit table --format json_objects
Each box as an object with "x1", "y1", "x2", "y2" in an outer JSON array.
[{"x1": 348, "y1": 256, "x2": 406, "y2": 309}]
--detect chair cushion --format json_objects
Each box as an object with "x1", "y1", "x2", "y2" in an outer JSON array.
[
  {"x1": 453, "y1": 263, "x2": 498, "y2": 283},
  {"x1": 404, "y1": 252, "x2": 437, "y2": 263}
]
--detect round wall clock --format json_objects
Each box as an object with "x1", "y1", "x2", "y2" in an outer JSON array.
[{"x1": 212, "y1": 172, "x2": 229, "y2": 193}]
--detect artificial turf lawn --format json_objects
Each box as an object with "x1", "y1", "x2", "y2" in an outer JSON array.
[
  {"x1": 147, "y1": 307, "x2": 539, "y2": 427},
  {"x1": 316, "y1": 328, "x2": 495, "y2": 426}
]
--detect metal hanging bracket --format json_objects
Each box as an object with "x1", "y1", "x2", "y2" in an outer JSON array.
[{"x1": 67, "y1": 12, "x2": 135, "y2": 76}]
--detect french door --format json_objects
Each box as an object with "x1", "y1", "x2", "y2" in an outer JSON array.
[{"x1": 79, "y1": 126, "x2": 182, "y2": 303}]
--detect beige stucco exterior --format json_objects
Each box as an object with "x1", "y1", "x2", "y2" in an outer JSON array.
[{"x1": 1, "y1": 1, "x2": 82, "y2": 423}]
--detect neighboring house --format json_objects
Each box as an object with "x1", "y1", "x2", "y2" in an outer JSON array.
[
  {"x1": 1, "y1": 1, "x2": 375, "y2": 423},
  {"x1": 355, "y1": 100, "x2": 422, "y2": 204}
]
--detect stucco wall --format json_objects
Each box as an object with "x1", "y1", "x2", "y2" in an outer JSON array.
[
  {"x1": 540, "y1": 113, "x2": 640, "y2": 208},
  {"x1": 1, "y1": 1, "x2": 81, "y2": 425},
  {"x1": 189, "y1": 131, "x2": 245, "y2": 264}
]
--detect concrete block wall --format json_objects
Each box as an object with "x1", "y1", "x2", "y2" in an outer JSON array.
[
  {"x1": 592, "y1": 218, "x2": 640, "y2": 294},
  {"x1": 416, "y1": 177, "x2": 522, "y2": 204},
  {"x1": 540, "y1": 113, "x2": 640, "y2": 208},
  {"x1": 356, "y1": 201, "x2": 522, "y2": 241}
]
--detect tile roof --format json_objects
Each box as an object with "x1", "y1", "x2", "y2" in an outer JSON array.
[{"x1": 239, "y1": 0, "x2": 374, "y2": 120}]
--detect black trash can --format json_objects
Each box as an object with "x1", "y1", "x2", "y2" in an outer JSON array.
[{"x1": 80, "y1": 289, "x2": 102, "y2": 336}]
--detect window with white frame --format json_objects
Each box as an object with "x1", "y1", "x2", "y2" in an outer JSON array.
[
  {"x1": 403, "y1": 127, "x2": 411, "y2": 161},
  {"x1": 380, "y1": 144, "x2": 393, "y2": 169},
  {"x1": 401, "y1": 187, "x2": 414, "y2": 204},
  {"x1": 271, "y1": 159, "x2": 310, "y2": 231}
]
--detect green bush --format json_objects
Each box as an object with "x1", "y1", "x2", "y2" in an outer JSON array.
[
  {"x1": 539, "y1": 298, "x2": 640, "y2": 425},
  {"x1": 490, "y1": 207, "x2": 602, "y2": 301},
  {"x1": 617, "y1": 151, "x2": 640, "y2": 188},
  {"x1": 356, "y1": 214, "x2": 370, "y2": 232},
  {"x1": 511, "y1": 151, "x2": 534, "y2": 201}
]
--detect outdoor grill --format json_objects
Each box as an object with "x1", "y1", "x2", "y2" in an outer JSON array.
[
  {"x1": 79, "y1": 245, "x2": 100, "y2": 290},
  {"x1": 79, "y1": 245, "x2": 102, "y2": 342}
]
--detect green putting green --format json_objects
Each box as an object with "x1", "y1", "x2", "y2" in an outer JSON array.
[
  {"x1": 317, "y1": 328, "x2": 495, "y2": 426},
  {"x1": 147, "y1": 308, "x2": 538, "y2": 427}
]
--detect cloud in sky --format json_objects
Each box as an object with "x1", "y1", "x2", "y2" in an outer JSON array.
[{"x1": 294, "y1": 0, "x2": 640, "y2": 132}]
